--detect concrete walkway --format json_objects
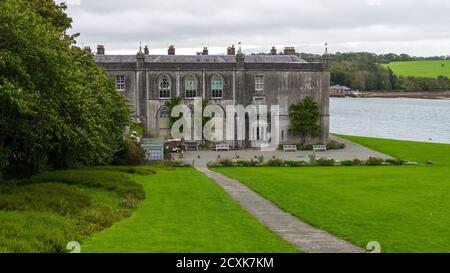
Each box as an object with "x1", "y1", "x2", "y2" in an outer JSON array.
[
  {"x1": 183, "y1": 135, "x2": 391, "y2": 167},
  {"x1": 196, "y1": 167, "x2": 366, "y2": 253}
]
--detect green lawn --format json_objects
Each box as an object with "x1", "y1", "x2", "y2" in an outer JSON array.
[
  {"x1": 82, "y1": 168, "x2": 297, "y2": 253},
  {"x1": 214, "y1": 136, "x2": 450, "y2": 252},
  {"x1": 382, "y1": 60, "x2": 450, "y2": 78}
]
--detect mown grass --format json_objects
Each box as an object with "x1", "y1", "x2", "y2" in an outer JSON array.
[
  {"x1": 0, "y1": 168, "x2": 148, "y2": 253},
  {"x1": 382, "y1": 60, "x2": 450, "y2": 78},
  {"x1": 82, "y1": 168, "x2": 298, "y2": 253},
  {"x1": 214, "y1": 136, "x2": 450, "y2": 252}
]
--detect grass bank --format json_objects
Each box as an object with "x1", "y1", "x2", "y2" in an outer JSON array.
[
  {"x1": 0, "y1": 166, "x2": 153, "y2": 253},
  {"x1": 214, "y1": 136, "x2": 450, "y2": 252}
]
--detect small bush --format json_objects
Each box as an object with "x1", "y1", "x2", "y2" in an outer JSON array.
[
  {"x1": 327, "y1": 140, "x2": 346, "y2": 150},
  {"x1": 353, "y1": 159, "x2": 363, "y2": 165},
  {"x1": 316, "y1": 158, "x2": 336, "y2": 166},
  {"x1": 219, "y1": 159, "x2": 234, "y2": 167},
  {"x1": 237, "y1": 160, "x2": 258, "y2": 167},
  {"x1": 284, "y1": 160, "x2": 307, "y2": 167},
  {"x1": 366, "y1": 157, "x2": 385, "y2": 166},
  {"x1": 257, "y1": 155, "x2": 265, "y2": 164},
  {"x1": 385, "y1": 159, "x2": 407, "y2": 166},
  {"x1": 113, "y1": 140, "x2": 145, "y2": 166},
  {"x1": 340, "y1": 160, "x2": 355, "y2": 166},
  {"x1": 266, "y1": 158, "x2": 284, "y2": 167}
]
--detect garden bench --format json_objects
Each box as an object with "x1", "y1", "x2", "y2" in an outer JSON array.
[
  {"x1": 215, "y1": 144, "x2": 230, "y2": 151},
  {"x1": 313, "y1": 145, "x2": 327, "y2": 152},
  {"x1": 283, "y1": 145, "x2": 298, "y2": 152}
]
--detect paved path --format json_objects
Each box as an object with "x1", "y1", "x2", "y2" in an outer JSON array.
[
  {"x1": 184, "y1": 135, "x2": 391, "y2": 167},
  {"x1": 196, "y1": 167, "x2": 366, "y2": 253}
]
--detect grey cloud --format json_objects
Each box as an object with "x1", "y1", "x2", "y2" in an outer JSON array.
[{"x1": 62, "y1": 0, "x2": 450, "y2": 56}]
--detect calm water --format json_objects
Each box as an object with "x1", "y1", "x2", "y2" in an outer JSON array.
[{"x1": 330, "y1": 97, "x2": 450, "y2": 144}]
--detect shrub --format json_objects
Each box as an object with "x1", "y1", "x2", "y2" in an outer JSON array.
[
  {"x1": 366, "y1": 157, "x2": 385, "y2": 166},
  {"x1": 0, "y1": 211, "x2": 78, "y2": 253},
  {"x1": 327, "y1": 140, "x2": 346, "y2": 150},
  {"x1": 316, "y1": 158, "x2": 336, "y2": 166},
  {"x1": 0, "y1": 183, "x2": 91, "y2": 216},
  {"x1": 385, "y1": 159, "x2": 407, "y2": 166},
  {"x1": 266, "y1": 158, "x2": 284, "y2": 167},
  {"x1": 237, "y1": 160, "x2": 258, "y2": 167},
  {"x1": 257, "y1": 155, "x2": 265, "y2": 164},
  {"x1": 113, "y1": 140, "x2": 145, "y2": 166},
  {"x1": 340, "y1": 160, "x2": 356, "y2": 166},
  {"x1": 284, "y1": 160, "x2": 307, "y2": 167},
  {"x1": 219, "y1": 159, "x2": 234, "y2": 167},
  {"x1": 353, "y1": 159, "x2": 363, "y2": 165},
  {"x1": 25, "y1": 170, "x2": 145, "y2": 200}
]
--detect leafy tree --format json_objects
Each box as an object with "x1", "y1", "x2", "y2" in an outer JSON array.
[
  {"x1": 288, "y1": 96, "x2": 321, "y2": 144},
  {"x1": 0, "y1": 0, "x2": 131, "y2": 176}
]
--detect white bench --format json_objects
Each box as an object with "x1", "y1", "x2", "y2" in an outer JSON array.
[
  {"x1": 313, "y1": 145, "x2": 327, "y2": 152},
  {"x1": 283, "y1": 145, "x2": 298, "y2": 152},
  {"x1": 215, "y1": 144, "x2": 230, "y2": 151}
]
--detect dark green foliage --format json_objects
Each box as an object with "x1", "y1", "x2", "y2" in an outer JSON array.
[
  {"x1": 0, "y1": 211, "x2": 78, "y2": 253},
  {"x1": 219, "y1": 159, "x2": 234, "y2": 167},
  {"x1": 341, "y1": 160, "x2": 356, "y2": 166},
  {"x1": 112, "y1": 140, "x2": 145, "y2": 166},
  {"x1": 0, "y1": 0, "x2": 131, "y2": 176},
  {"x1": 81, "y1": 165, "x2": 156, "y2": 175},
  {"x1": 327, "y1": 140, "x2": 346, "y2": 150},
  {"x1": 316, "y1": 158, "x2": 336, "y2": 166},
  {"x1": 284, "y1": 160, "x2": 308, "y2": 167},
  {"x1": 288, "y1": 97, "x2": 321, "y2": 143},
  {"x1": 366, "y1": 157, "x2": 385, "y2": 166},
  {"x1": 0, "y1": 183, "x2": 90, "y2": 215},
  {"x1": 385, "y1": 159, "x2": 407, "y2": 166},
  {"x1": 25, "y1": 170, "x2": 145, "y2": 200},
  {"x1": 266, "y1": 158, "x2": 284, "y2": 167},
  {"x1": 237, "y1": 160, "x2": 258, "y2": 167}
]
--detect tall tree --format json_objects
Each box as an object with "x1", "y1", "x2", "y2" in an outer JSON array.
[
  {"x1": 0, "y1": 0, "x2": 131, "y2": 176},
  {"x1": 288, "y1": 96, "x2": 321, "y2": 145}
]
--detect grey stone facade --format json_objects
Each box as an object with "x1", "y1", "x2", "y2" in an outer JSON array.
[{"x1": 94, "y1": 45, "x2": 330, "y2": 148}]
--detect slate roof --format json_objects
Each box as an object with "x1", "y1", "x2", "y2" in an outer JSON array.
[{"x1": 94, "y1": 54, "x2": 307, "y2": 64}]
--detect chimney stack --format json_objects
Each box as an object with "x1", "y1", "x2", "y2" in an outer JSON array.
[
  {"x1": 144, "y1": 45, "x2": 149, "y2": 55},
  {"x1": 168, "y1": 45, "x2": 175, "y2": 55},
  {"x1": 202, "y1": 47, "x2": 209, "y2": 55},
  {"x1": 284, "y1": 46, "x2": 296, "y2": 55},
  {"x1": 227, "y1": 45, "x2": 236, "y2": 55},
  {"x1": 97, "y1": 45, "x2": 105, "y2": 55},
  {"x1": 270, "y1": 46, "x2": 277, "y2": 55}
]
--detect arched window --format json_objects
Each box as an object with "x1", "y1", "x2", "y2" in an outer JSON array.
[
  {"x1": 211, "y1": 75, "x2": 223, "y2": 99},
  {"x1": 159, "y1": 106, "x2": 170, "y2": 118},
  {"x1": 159, "y1": 75, "x2": 171, "y2": 99},
  {"x1": 185, "y1": 75, "x2": 197, "y2": 99}
]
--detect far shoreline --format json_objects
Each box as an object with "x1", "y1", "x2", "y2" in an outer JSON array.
[{"x1": 331, "y1": 91, "x2": 450, "y2": 100}]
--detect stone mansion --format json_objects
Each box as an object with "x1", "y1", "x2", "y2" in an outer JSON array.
[{"x1": 93, "y1": 44, "x2": 330, "y2": 148}]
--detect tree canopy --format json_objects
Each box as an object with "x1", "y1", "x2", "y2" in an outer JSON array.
[
  {"x1": 0, "y1": 0, "x2": 131, "y2": 176},
  {"x1": 288, "y1": 96, "x2": 321, "y2": 144}
]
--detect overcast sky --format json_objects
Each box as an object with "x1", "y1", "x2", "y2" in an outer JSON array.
[{"x1": 60, "y1": 0, "x2": 450, "y2": 56}]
